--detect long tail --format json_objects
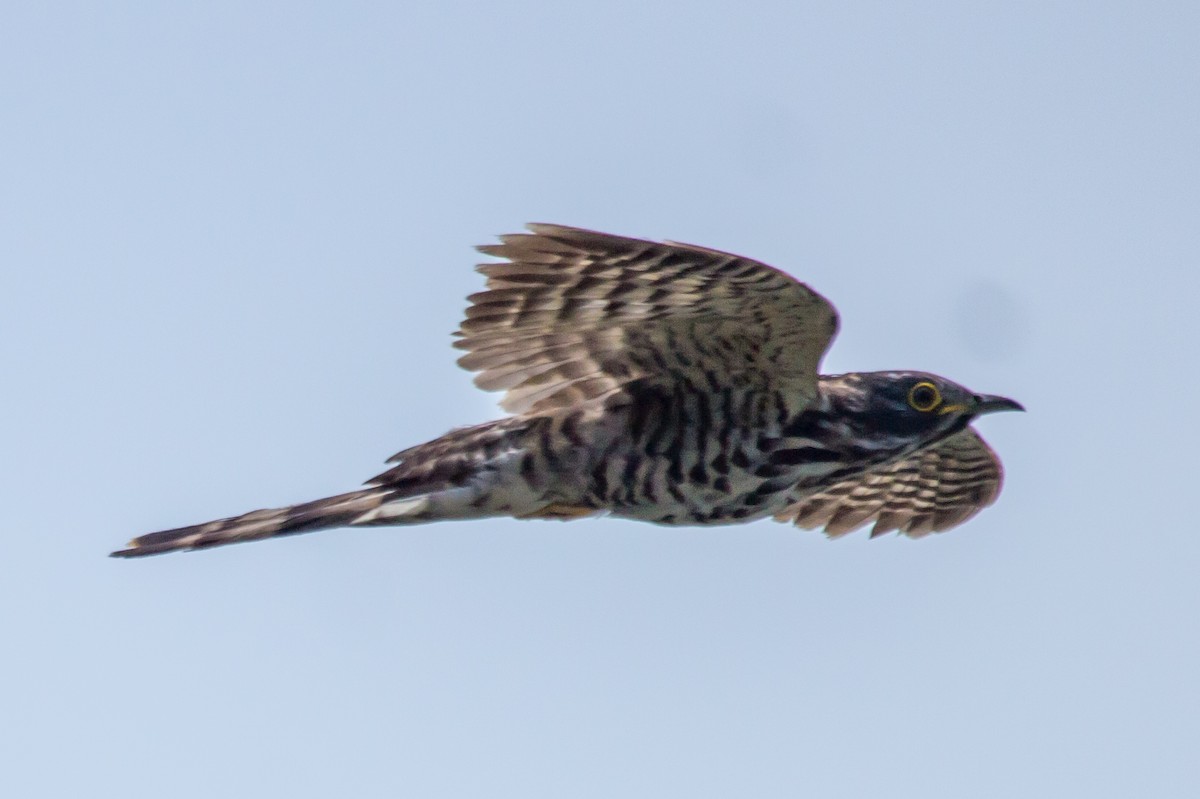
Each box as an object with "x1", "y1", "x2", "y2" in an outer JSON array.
[
  {"x1": 114, "y1": 418, "x2": 543, "y2": 558},
  {"x1": 110, "y1": 488, "x2": 394, "y2": 558}
]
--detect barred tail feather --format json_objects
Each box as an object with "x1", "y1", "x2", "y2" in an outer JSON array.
[{"x1": 110, "y1": 489, "x2": 394, "y2": 558}]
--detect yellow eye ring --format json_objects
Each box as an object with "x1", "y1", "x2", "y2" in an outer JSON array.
[{"x1": 907, "y1": 381, "x2": 942, "y2": 412}]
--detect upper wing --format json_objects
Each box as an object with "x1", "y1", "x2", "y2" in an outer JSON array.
[
  {"x1": 775, "y1": 428, "x2": 1005, "y2": 538},
  {"x1": 456, "y1": 224, "x2": 839, "y2": 414}
]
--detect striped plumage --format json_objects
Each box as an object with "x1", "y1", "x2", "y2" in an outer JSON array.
[
  {"x1": 113, "y1": 224, "x2": 1021, "y2": 558},
  {"x1": 776, "y1": 428, "x2": 1004, "y2": 538}
]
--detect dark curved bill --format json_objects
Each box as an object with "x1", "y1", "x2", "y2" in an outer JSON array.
[{"x1": 974, "y1": 394, "x2": 1025, "y2": 415}]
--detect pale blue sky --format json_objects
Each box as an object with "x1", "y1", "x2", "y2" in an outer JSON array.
[{"x1": 4, "y1": 2, "x2": 1199, "y2": 797}]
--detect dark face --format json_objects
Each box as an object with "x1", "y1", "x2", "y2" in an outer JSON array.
[{"x1": 864, "y1": 371, "x2": 1024, "y2": 442}]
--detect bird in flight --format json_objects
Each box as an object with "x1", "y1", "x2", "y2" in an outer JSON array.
[{"x1": 113, "y1": 224, "x2": 1022, "y2": 557}]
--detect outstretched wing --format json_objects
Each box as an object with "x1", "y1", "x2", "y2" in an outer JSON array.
[
  {"x1": 456, "y1": 224, "x2": 839, "y2": 414},
  {"x1": 775, "y1": 429, "x2": 1005, "y2": 538}
]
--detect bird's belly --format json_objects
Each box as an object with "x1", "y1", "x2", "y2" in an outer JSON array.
[
  {"x1": 598, "y1": 465, "x2": 807, "y2": 526},
  {"x1": 579, "y1": 405, "x2": 857, "y2": 527}
]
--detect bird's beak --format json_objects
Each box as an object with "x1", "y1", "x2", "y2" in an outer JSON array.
[{"x1": 973, "y1": 394, "x2": 1025, "y2": 415}]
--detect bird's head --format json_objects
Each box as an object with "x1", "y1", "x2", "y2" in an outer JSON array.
[
  {"x1": 820, "y1": 371, "x2": 1023, "y2": 452},
  {"x1": 859, "y1": 370, "x2": 1023, "y2": 438}
]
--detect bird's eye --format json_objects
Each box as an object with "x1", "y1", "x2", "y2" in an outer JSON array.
[{"x1": 907, "y1": 381, "x2": 941, "y2": 412}]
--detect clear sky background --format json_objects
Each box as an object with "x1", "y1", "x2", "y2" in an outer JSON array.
[{"x1": 4, "y1": 2, "x2": 1198, "y2": 797}]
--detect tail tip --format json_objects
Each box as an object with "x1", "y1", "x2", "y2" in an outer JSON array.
[{"x1": 109, "y1": 538, "x2": 154, "y2": 558}]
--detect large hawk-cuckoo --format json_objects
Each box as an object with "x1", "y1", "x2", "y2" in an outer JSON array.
[{"x1": 113, "y1": 225, "x2": 1021, "y2": 557}]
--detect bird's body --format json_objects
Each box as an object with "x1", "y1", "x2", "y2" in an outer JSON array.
[{"x1": 113, "y1": 225, "x2": 1021, "y2": 557}]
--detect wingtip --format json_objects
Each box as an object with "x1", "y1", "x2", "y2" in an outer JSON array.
[
  {"x1": 474, "y1": 228, "x2": 553, "y2": 257},
  {"x1": 524, "y1": 222, "x2": 569, "y2": 234}
]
